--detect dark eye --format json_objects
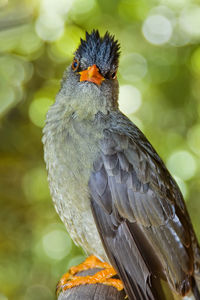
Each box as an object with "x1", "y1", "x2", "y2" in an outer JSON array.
[
  {"x1": 72, "y1": 59, "x2": 79, "y2": 71},
  {"x1": 111, "y1": 71, "x2": 117, "y2": 79},
  {"x1": 105, "y1": 70, "x2": 117, "y2": 80}
]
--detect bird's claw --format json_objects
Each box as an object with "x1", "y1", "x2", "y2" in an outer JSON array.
[{"x1": 56, "y1": 255, "x2": 124, "y2": 296}]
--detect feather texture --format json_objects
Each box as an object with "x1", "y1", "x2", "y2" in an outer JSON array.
[{"x1": 89, "y1": 111, "x2": 200, "y2": 299}]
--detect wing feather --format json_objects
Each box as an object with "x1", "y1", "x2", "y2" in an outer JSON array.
[{"x1": 89, "y1": 116, "x2": 196, "y2": 297}]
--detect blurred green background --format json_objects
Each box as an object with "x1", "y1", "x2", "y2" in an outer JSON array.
[{"x1": 1, "y1": 0, "x2": 200, "y2": 299}]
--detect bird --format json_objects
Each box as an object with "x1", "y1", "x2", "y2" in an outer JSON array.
[{"x1": 43, "y1": 30, "x2": 200, "y2": 300}]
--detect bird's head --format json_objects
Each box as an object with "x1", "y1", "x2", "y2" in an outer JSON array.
[
  {"x1": 74, "y1": 30, "x2": 120, "y2": 86},
  {"x1": 60, "y1": 30, "x2": 120, "y2": 117}
]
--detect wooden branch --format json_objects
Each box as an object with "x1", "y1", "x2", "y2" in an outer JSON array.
[{"x1": 57, "y1": 268, "x2": 126, "y2": 300}]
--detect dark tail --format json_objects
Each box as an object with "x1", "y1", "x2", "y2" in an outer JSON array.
[
  {"x1": 91, "y1": 200, "x2": 168, "y2": 299},
  {"x1": 192, "y1": 277, "x2": 200, "y2": 300}
]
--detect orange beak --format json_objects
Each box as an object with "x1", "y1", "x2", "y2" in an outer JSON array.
[{"x1": 79, "y1": 64, "x2": 105, "y2": 85}]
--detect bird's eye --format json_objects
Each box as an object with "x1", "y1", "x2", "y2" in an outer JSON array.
[
  {"x1": 72, "y1": 59, "x2": 79, "y2": 71},
  {"x1": 111, "y1": 71, "x2": 117, "y2": 79},
  {"x1": 105, "y1": 70, "x2": 117, "y2": 80}
]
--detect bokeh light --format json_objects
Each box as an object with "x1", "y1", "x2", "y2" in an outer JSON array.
[
  {"x1": 142, "y1": 15, "x2": 173, "y2": 45},
  {"x1": 22, "y1": 167, "x2": 50, "y2": 202},
  {"x1": 35, "y1": 14, "x2": 65, "y2": 42},
  {"x1": 42, "y1": 229, "x2": 72, "y2": 260},
  {"x1": 1, "y1": 0, "x2": 200, "y2": 299},
  {"x1": 119, "y1": 85, "x2": 142, "y2": 115},
  {"x1": 167, "y1": 150, "x2": 197, "y2": 181},
  {"x1": 29, "y1": 97, "x2": 54, "y2": 128},
  {"x1": 35, "y1": 0, "x2": 74, "y2": 42},
  {"x1": 179, "y1": 5, "x2": 200, "y2": 39},
  {"x1": 70, "y1": 0, "x2": 95, "y2": 15}
]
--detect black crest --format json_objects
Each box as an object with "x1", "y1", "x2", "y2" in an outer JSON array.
[{"x1": 75, "y1": 30, "x2": 120, "y2": 72}]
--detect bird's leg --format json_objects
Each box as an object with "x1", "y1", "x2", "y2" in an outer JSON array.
[{"x1": 56, "y1": 255, "x2": 124, "y2": 295}]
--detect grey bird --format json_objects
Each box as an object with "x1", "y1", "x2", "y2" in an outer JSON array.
[{"x1": 43, "y1": 30, "x2": 200, "y2": 300}]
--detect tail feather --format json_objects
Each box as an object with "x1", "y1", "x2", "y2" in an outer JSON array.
[{"x1": 91, "y1": 200, "x2": 168, "y2": 299}]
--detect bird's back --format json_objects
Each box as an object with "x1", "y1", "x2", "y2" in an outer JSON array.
[{"x1": 90, "y1": 110, "x2": 200, "y2": 298}]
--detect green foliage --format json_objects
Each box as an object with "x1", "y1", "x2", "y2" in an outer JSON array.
[{"x1": 0, "y1": 0, "x2": 200, "y2": 299}]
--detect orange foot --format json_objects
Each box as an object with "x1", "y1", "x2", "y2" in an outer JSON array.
[{"x1": 56, "y1": 255, "x2": 124, "y2": 295}]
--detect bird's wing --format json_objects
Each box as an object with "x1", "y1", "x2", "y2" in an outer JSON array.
[{"x1": 89, "y1": 116, "x2": 195, "y2": 299}]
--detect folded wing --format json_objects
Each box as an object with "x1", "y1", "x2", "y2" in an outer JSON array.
[{"x1": 89, "y1": 119, "x2": 195, "y2": 299}]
